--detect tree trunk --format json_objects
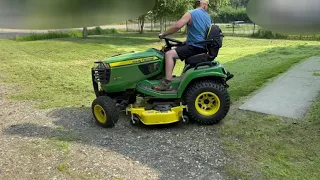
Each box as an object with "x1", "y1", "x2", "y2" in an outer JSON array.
[
  {"x1": 83, "y1": 27, "x2": 88, "y2": 38},
  {"x1": 165, "y1": 17, "x2": 167, "y2": 31},
  {"x1": 160, "y1": 18, "x2": 164, "y2": 33},
  {"x1": 140, "y1": 18, "x2": 145, "y2": 34},
  {"x1": 126, "y1": 21, "x2": 128, "y2": 32},
  {"x1": 138, "y1": 15, "x2": 146, "y2": 34},
  {"x1": 151, "y1": 17, "x2": 153, "y2": 32},
  {"x1": 232, "y1": 23, "x2": 235, "y2": 36}
]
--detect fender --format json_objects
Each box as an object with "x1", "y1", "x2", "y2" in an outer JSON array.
[{"x1": 177, "y1": 65, "x2": 227, "y2": 98}]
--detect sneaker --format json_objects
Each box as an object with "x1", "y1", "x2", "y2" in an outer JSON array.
[{"x1": 153, "y1": 79, "x2": 172, "y2": 91}]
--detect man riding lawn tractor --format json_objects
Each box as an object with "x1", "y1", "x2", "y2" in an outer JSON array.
[
  {"x1": 154, "y1": 0, "x2": 212, "y2": 91},
  {"x1": 91, "y1": 0, "x2": 234, "y2": 128}
]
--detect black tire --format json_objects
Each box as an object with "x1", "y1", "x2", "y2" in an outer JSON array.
[
  {"x1": 184, "y1": 80, "x2": 230, "y2": 125},
  {"x1": 92, "y1": 96, "x2": 119, "y2": 128}
]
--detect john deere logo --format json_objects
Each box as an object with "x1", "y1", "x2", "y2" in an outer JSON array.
[
  {"x1": 110, "y1": 57, "x2": 159, "y2": 68},
  {"x1": 133, "y1": 57, "x2": 157, "y2": 64}
]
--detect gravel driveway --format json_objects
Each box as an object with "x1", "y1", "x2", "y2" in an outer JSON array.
[{"x1": 0, "y1": 83, "x2": 228, "y2": 180}]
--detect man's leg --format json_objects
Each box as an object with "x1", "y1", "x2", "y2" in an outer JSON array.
[
  {"x1": 153, "y1": 49, "x2": 179, "y2": 91},
  {"x1": 165, "y1": 49, "x2": 179, "y2": 81}
]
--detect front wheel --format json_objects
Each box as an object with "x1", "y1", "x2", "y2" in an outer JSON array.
[
  {"x1": 184, "y1": 80, "x2": 230, "y2": 125},
  {"x1": 92, "y1": 96, "x2": 119, "y2": 128}
]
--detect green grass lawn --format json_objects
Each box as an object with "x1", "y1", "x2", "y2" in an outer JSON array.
[
  {"x1": 0, "y1": 32, "x2": 319, "y2": 179},
  {"x1": 222, "y1": 94, "x2": 320, "y2": 180}
]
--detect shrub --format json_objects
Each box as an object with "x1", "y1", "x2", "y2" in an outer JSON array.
[
  {"x1": 102, "y1": 28, "x2": 118, "y2": 34},
  {"x1": 67, "y1": 30, "x2": 83, "y2": 37},
  {"x1": 88, "y1": 27, "x2": 118, "y2": 35},
  {"x1": 251, "y1": 29, "x2": 288, "y2": 39},
  {"x1": 88, "y1": 26, "x2": 103, "y2": 35},
  {"x1": 15, "y1": 30, "x2": 82, "y2": 41},
  {"x1": 15, "y1": 27, "x2": 118, "y2": 41}
]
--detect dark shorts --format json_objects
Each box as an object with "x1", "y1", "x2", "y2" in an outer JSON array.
[{"x1": 175, "y1": 45, "x2": 207, "y2": 60}]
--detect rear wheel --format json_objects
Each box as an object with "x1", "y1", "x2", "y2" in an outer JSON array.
[
  {"x1": 184, "y1": 80, "x2": 230, "y2": 124},
  {"x1": 92, "y1": 96, "x2": 119, "y2": 128}
]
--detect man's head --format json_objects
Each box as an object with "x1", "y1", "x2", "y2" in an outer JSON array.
[{"x1": 195, "y1": 0, "x2": 210, "y2": 11}]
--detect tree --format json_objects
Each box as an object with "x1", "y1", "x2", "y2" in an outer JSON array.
[
  {"x1": 138, "y1": 14, "x2": 146, "y2": 34},
  {"x1": 152, "y1": 0, "x2": 221, "y2": 32},
  {"x1": 138, "y1": 11, "x2": 153, "y2": 34},
  {"x1": 241, "y1": 0, "x2": 250, "y2": 7},
  {"x1": 230, "y1": 0, "x2": 241, "y2": 9},
  {"x1": 220, "y1": 0, "x2": 231, "y2": 6},
  {"x1": 229, "y1": 0, "x2": 249, "y2": 9}
]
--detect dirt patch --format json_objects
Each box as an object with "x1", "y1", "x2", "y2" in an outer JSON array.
[
  {"x1": 0, "y1": 83, "x2": 227, "y2": 180},
  {"x1": 0, "y1": 84, "x2": 158, "y2": 180}
]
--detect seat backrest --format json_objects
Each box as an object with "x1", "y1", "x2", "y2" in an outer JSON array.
[
  {"x1": 182, "y1": 25, "x2": 223, "y2": 72},
  {"x1": 205, "y1": 25, "x2": 224, "y2": 58}
]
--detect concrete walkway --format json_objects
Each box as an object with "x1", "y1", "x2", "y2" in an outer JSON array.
[{"x1": 239, "y1": 56, "x2": 320, "y2": 119}]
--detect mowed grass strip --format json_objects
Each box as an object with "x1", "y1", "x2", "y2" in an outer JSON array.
[
  {"x1": 222, "y1": 94, "x2": 320, "y2": 180},
  {"x1": 1, "y1": 32, "x2": 319, "y2": 108}
]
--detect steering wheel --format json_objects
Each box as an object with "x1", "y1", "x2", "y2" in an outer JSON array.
[{"x1": 160, "y1": 37, "x2": 184, "y2": 51}]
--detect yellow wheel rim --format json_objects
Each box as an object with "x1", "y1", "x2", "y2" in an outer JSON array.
[
  {"x1": 195, "y1": 92, "x2": 221, "y2": 116},
  {"x1": 94, "y1": 105, "x2": 107, "y2": 124}
]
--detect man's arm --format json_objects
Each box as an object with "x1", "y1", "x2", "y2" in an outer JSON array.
[{"x1": 160, "y1": 12, "x2": 191, "y2": 38}]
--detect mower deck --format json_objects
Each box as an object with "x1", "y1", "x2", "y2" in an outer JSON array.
[{"x1": 126, "y1": 105, "x2": 186, "y2": 125}]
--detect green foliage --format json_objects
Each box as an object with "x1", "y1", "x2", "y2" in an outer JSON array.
[
  {"x1": 152, "y1": 0, "x2": 220, "y2": 20},
  {"x1": 15, "y1": 27, "x2": 118, "y2": 41},
  {"x1": 87, "y1": 27, "x2": 118, "y2": 35},
  {"x1": 219, "y1": 0, "x2": 231, "y2": 6},
  {"x1": 213, "y1": 6, "x2": 250, "y2": 23},
  {"x1": 88, "y1": 26, "x2": 103, "y2": 35},
  {"x1": 152, "y1": 0, "x2": 192, "y2": 20},
  {"x1": 252, "y1": 29, "x2": 288, "y2": 39},
  {"x1": 229, "y1": 0, "x2": 249, "y2": 9},
  {"x1": 15, "y1": 31, "x2": 82, "y2": 41}
]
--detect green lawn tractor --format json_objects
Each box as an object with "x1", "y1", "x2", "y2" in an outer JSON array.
[{"x1": 91, "y1": 25, "x2": 234, "y2": 128}]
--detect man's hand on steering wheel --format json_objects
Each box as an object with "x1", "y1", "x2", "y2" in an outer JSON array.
[
  {"x1": 159, "y1": 33, "x2": 166, "y2": 39},
  {"x1": 159, "y1": 35, "x2": 185, "y2": 53}
]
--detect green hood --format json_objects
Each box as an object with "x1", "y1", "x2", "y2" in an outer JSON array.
[{"x1": 103, "y1": 48, "x2": 162, "y2": 64}]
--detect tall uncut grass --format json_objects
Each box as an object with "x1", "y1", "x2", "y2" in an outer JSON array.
[{"x1": 15, "y1": 27, "x2": 118, "y2": 41}]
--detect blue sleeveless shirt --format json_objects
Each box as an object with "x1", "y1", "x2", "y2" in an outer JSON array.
[{"x1": 186, "y1": 8, "x2": 212, "y2": 49}]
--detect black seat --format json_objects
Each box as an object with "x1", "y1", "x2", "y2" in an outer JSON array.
[
  {"x1": 185, "y1": 53, "x2": 211, "y2": 67},
  {"x1": 183, "y1": 25, "x2": 224, "y2": 73}
]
